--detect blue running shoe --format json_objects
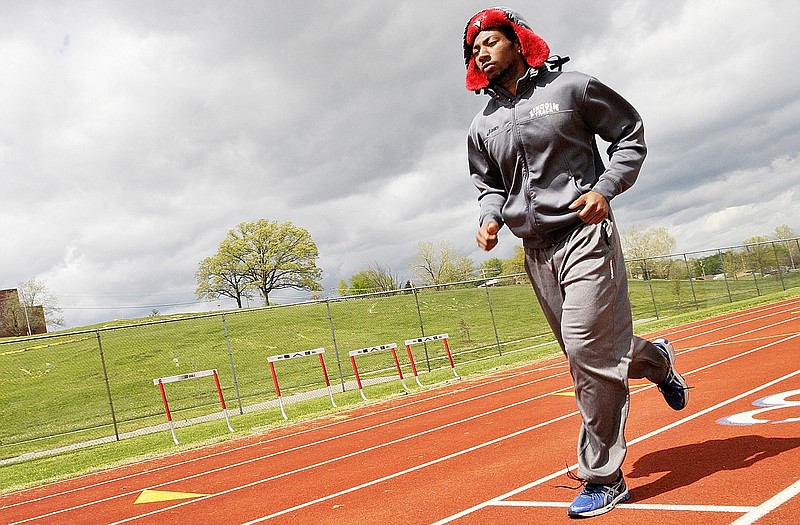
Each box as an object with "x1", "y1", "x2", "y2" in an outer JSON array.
[
  {"x1": 654, "y1": 338, "x2": 689, "y2": 411},
  {"x1": 567, "y1": 474, "x2": 630, "y2": 518}
]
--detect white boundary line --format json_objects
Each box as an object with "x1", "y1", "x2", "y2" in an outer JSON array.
[
  {"x1": 493, "y1": 500, "x2": 756, "y2": 513},
  {"x1": 663, "y1": 297, "x2": 800, "y2": 340},
  {"x1": 731, "y1": 479, "x2": 800, "y2": 524}
]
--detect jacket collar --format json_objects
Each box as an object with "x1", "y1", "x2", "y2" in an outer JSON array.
[{"x1": 483, "y1": 66, "x2": 545, "y2": 102}]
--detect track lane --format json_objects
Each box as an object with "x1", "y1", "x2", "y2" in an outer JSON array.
[{"x1": 2, "y1": 298, "x2": 798, "y2": 524}]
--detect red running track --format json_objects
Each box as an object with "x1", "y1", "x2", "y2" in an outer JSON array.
[{"x1": 2, "y1": 297, "x2": 800, "y2": 524}]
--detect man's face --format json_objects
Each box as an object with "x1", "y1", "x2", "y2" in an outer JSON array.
[{"x1": 471, "y1": 29, "x2": 524, "y2": 85}]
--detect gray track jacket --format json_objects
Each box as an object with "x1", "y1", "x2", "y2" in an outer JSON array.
[{"x1": 468, "y1": 66, "x2": 647, "y2": 248}]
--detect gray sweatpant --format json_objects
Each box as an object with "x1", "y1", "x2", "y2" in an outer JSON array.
[{"x1": 524, "y1": 217, "x2": 668, "y2": 484}]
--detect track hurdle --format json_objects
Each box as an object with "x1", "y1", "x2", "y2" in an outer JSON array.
[
  {"x1": 268, "y1": 348, "x2": 336, "y2": 420},
  {"x1": 152, "y1": 369, "x2": 234, "y2": 445},
  {"x1": 404, "y1": 333, "x2": 460, "y2": 386},
  {"x1": 348, "y1": 343, "x2": 409, "y2": 401}
]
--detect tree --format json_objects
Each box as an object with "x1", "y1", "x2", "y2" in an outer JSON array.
[
  {"x1": 337, "y1": 279, "x2": 349, "y2": 297},
  {"x1": 197, "y1": 219, "x2": 323, "y2": 306},
  {"x1": 363, "y1": 263, "x2": 400, "y2": 292},
  {"x1": 622, "y1": 226, "x2": 676, "y2": 279},
  {"x1": 772, "y1": 224, "x2": 800, "y2": 270},
  {"x1": 772, "y1": 224, "x2": 798, "y2": 240},
  {"x1": 479, "y1": 257, "x2": 504, "y2": 279},
  {"x1": 195, "y1": 238, "x2": 254, "y2": 308},
  {"x1": 743, "y1": 235, "x2": 776, "y2": 275},
  {"x1": 411, "y1": 241, "x2": 475, "y2": 287},
  {"x1": 622, "y1": 226, "x2": 676, "y2": 259},
  {"x1": 342, "y1": 263, "x2": 401, "y2": 295},
  {"x1": 502, "y1": 246, "x2": 526, "y2": 276},
  {"x1": 345, "y1": 271, "x2": 373, "y2": 295},
  {"x1": 17, "y1": 278, "x2": 65, "y2": 331},
  {"x1": 692, "y1": 254, "x2": 723, "y2": 278}
]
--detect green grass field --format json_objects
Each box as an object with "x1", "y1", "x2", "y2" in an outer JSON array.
[{"x1": 1, "y1": 272, "x2": 798, "y2": 494}]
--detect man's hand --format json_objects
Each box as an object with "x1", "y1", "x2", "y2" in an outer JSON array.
[
  {"x1": 477, "y1": 221, "x2": 499, "y2": 251},
  {"x1": 570, "y1": 191, "x2": 609, "y2": 224}
]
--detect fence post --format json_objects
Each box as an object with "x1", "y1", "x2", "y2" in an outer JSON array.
[
  {"x1": 483, "y1": 280, "x2": 503, "y2": 356},
  {"x1": 221, "y1": 313, "x2": 244, "y2": 415},
  {"x1": 644, "y1": 258, "x2": 659, "y2": 319},
  {"x1": 410, "y1": 284, "x2": 432, "y2": 372},
  {"x1": 96, "y1": 331, "x2": 120, "y2": 441},
  {"x1": 683, "y1": 254, "x2": 699, "y2": 310},
  {"x1": 771, "y1": 242, "x2": 786, "y2": 290},
  {"x1": 718, "y1": 249, "x2": 733, "y2": 302},
  {"x1": 325, "y1": 299, "x2": 346, "y2": 392},
  {"x1": 744, "y1": 245, "x2": 761, "y2": 296}
]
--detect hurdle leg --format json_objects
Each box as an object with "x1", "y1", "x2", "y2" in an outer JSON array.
[
  {"x1": 318, "y1": 354, "x2": 337, "y2": 408},
  {"x1": 443, "y1": 338, "x2": 460, "y2": 379},
  {"x1": 350, "y1": 354, "x2": 368, "y2": 401},
  {"x1": 269, "y1": 361, "x2": 288, "y2": 420},
  {"x1": 157, "y1": 379, "x2": 179, "y2": 445},
  {"x1": 405, "y1": 344, "x2": 424, "y2": 387},
  {"x1": 392, "y1": 347, "x2": 411, "y2": 392},
  {"x1": 212, "y1": 369, "x2": 235, "y2": 432}
]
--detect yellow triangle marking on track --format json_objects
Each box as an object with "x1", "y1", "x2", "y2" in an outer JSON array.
[{"x1": 135, "y1": 489, "x2": 209, "y2": 504}]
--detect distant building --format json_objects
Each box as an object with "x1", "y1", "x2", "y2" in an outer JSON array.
[{"x1": 0, "y1": 288, "x2": 47, "y2": 337}]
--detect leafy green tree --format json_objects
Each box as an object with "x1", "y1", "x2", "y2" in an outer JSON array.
[
  {"x1": 692, "y1": 254, "x2": 723, "y2": 277},
  {"x1": 743, "y1": 235, "x2": 776, "y2": 275},
  {"x1": 196, "y1": 238, "x2": 253, "y2": 308},
  {"x1": 479, "y1": 257, "x2": 504, "y2": 278},
  {"x1": 502, "y1": 246, "x2": 526, "y2": 276},
  {"x1": 346, "y1": 271, "x2": 373, "y2": 295},
  {"x1": 198, "y1": 219, "x2": 322, "y2": 306}
]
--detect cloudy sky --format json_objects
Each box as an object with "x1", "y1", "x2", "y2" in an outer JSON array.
[{"x1": 2, "y1": 0, "x2": 798, "y2": 328}]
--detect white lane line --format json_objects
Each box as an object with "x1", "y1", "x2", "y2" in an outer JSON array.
[
  {"x1": 663, "y1": 297, "x2": 800, "y2": 340},
  {"x1": 731, "y1": 479, "x2": 800, "y2": 525},
  {"x1": 670, "y1": 312, "x2": 800, "y2": 360},
  {"x1": 492, "y1": 500, "x2": 757, "y2": 513}
]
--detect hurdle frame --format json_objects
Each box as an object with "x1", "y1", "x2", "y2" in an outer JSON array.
[
  {"x1": 404, "y1": 333, "x2": 460, "y2": 386},
  {"x1": 348, "y1": 343, "x2": 409, "y2": 401},
  {"x1": 268, "y1": 348, "x2": 337, "y2": 420},
  {"x1": 152, "y1": 368, "x2": 234, "y2": 445}
]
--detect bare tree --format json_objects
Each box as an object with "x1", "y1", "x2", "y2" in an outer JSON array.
[
  {"x1": 17, "y1": 278, "x2": 65, "y2": 331},
  {"x1": 411, "y1": 241, "x2": 475, "y2": 287}
]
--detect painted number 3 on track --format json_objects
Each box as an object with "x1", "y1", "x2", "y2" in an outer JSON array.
[{"x1": 718, "y1": 389, "x2": 800, "y2": 426}]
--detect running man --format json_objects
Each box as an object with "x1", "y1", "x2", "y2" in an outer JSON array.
[{"x1": 462, "y1": 7, "x2": 689, "y2": 518}]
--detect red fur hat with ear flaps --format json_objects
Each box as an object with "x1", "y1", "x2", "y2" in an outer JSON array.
[{"x1": 463, "y1": 7, "x2": 550, "y2": 92}]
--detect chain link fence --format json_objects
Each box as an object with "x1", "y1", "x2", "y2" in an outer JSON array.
[{"x1": 2, "y1": 238, "x2": 798, "y2": 462}]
